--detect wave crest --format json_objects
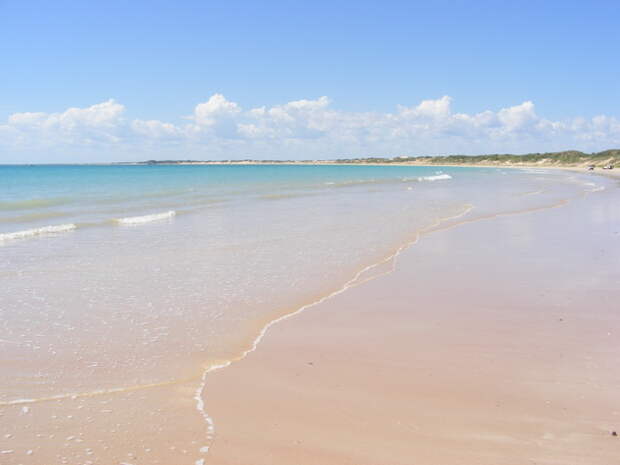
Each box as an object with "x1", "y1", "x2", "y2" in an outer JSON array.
[
  {"x1": 418, "y1": 173, "x2": 452, "y2": 181},
  {"x1": 0, "y1": 224, "x2": 77, "y2": 242},
  {"x1": 115, "y1": 210, "x2": 176, "y2": 225}
]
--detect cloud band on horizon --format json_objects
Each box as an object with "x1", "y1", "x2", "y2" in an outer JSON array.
[{"x1": 1, "y1": 95, "x2": 619, "y2": 162}]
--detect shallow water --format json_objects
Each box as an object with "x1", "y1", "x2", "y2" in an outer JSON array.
[{"x1": 0, "y1": 164, "x2": 609, "y2": 464}]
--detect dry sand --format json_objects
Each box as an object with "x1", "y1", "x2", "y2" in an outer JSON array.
[{"x1": 203, "y1": 182, "x2": 620, "y2": 464}]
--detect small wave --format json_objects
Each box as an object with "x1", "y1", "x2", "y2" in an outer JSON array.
[
  {"x1": 401, "y1": 173, "x2": 453, "y2": 182},
  {"x1": 324, "y1": 174, "x2": 453, "y2": 189},
  {"x1": 115, "y1": 210, "x2": 176, "y2": 225},
  {"x1": 0, "y1": 223, "x2": 77, "y2": 242},
  {"x1": 418, "y1": 174, "x2": 452, "y2": 181},
  {"x1": 324, "y1": 178, "x2": 378, "y2": 188},
  {"x1": 517, "y1": 190, "x2": 544, "y2": 197}
]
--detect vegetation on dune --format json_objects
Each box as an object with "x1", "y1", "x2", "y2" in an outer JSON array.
[
  {"x1": 336, "y1": 149, "x2": 620, "y2": 166},
  {"x1": 135, "y1": 149, "x2": 620, "y2": 167}
]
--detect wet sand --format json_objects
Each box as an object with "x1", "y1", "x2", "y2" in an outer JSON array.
[{"x1": 204, "y1": 182, "x2": 620, "y2": 464}]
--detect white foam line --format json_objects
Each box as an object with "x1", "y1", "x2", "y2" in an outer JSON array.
[
  {"x1": 0, "y1": 379, "x2": 191, "y2": 407},
  {"x1": 418, "y1": 173, "x2": 452, "y2": 181},
  {"x1": 401, "y1": 173, "x2": 453, "y2": 182},
  {"x1": 190, "y1": 203, "x2": 475, "y2": 462},
  {"x1": 583, "y1": 182, "x2": 606, "y2": 192},
  {"x1": 115, "y1": 210, "x2": 175, "y2": 225},
  {"x1": 245, "y1": 204, "x2": 475, "y2": 357},
  {"x1": 520, "y1": 168, "x2": 552, "y2": 174},
  {"x1": 191, "y1": 192, "x2": 588, "y2": 459},
  {"x1": 2, "y1": 197, "x2": 577, "y2": 463},
  {"x1": 519, "y1": 190, "x2": 545, "y2": 197},
  {"x1": 0, "y1": 223, "x2": 76, "y2": 242},
  {"x1": 3, "y1": 208, "x2": 462, "y2": 461},
  {"x1": 3, "y1": 196, "x2": 580, "y2": 464}
]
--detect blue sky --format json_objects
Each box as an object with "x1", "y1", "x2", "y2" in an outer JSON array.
[{"x1": 1, "y1": 0, "x2": 619, "y2": 162}]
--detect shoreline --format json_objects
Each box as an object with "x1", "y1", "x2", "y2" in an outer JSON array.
[
  {"x1": 193, "y1": 170, "x2": 614, "y2": 462},
  {"x1": 2, "y1": 166, "x2": 618, "y2": 465},
  {"x1": 190, "y1": 203, "x2": 477, "y2": 458},
  {"x1": 5, "y1": 159, "x2": 619, "y2": 181},
  {"x1": 202, "y1": 175, "x2": 620, "y2": 464}
]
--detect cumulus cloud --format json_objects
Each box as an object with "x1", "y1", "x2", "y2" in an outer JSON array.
[
  {"x1": 2, "y1": 100, "x2": 125, "y2": 148},
  {"x1": 15, "y1": 100, "x2": 124, "y2": 130},
  {"x1": 131, "y1": 119, "x2": 180, "y2": 139},
  {"x1": 237, "y1": 96, "x2": 332, "y2": 139},
  {"x1": 497, "y1": 101, "x2": 537, "y2": 131},
  {"x1": 399, "y1": 95, "x2": 452, "y2": 119},
  {"x1": 1, "y1": 94, "x2": 619, "y2": 161},
  {"x1": 192, "y1": 93, "x2": 241, "y2": 126}
]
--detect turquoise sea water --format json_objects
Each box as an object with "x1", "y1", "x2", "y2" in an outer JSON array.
[
  {"x1": 0, "y1": 164, "x2": 609, "y2": 464},
  {"x1": 0, "y1": 164, "x2": 472, "y2": 234}
]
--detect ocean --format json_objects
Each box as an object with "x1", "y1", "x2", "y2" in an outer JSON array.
[{"x1": 0, "y1": 163, "x2": 608, "y2": 464}]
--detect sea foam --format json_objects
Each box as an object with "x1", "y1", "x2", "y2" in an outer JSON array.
[
  {"x1": 0, "y1": 223, "x2": 77, "y2": 242},
  {"x1": 115, "y1": 210, "x2": 176, "y2": 225},
  {"x1": 418, "y1": 173, "x2": 452, "y2": 181}
]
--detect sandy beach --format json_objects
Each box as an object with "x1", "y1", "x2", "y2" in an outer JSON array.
[
  {"x1": 203, "y1": 175, "x2": 620, "y2": 465},
  {"x1": 2, "y1": 166, "x2": 618, "y2": 465},
  {"x1": 3, "y1": 1, "x2": 619, "y2": 462}
]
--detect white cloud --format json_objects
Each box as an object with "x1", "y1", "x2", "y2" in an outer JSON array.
[
  {"x1": 399, "y1": 95, "x2": 452, "y2": 119},
  {"x1": 192, "y1": 93, "x2": 241, "y2": 126},
  {"x1": 2, "y1": 100, "x2": 125, "y2": 148},
  {"x1": 131, "y1": 119, "x2": 180, "y2": 139},
  {"x1": 1, "y1": 94, "x2": 619, "y2": 162},
  {"x1": 497, "y1": 101, "x2": 537, "y2": 131},
  {"x1": 236, "y1": 96, "x2": 332, "y2": 139},
  {"x1": 8, "y1": 112, "x2": 48, "y2": 126}
]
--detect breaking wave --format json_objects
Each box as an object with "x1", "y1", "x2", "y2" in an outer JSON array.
[
  {"x1": 114, "y1": 210, "x2": 176, "y2": 225},
  {"x1": 418, "y1": 173, "x2": 452, "y2": 181},
  {"x1": 0, "y1": 224, "x2": 77, "y2": 242},
  {"x1": 323, "y1": 173, "x2": 453, "y2": 189}
]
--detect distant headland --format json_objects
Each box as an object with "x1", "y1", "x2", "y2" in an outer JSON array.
[{"x1": 126, "y1": 149, "x2": 619, "y2": 168}]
